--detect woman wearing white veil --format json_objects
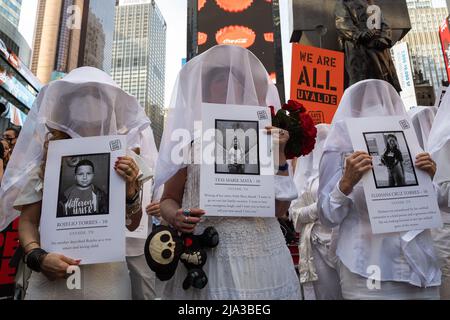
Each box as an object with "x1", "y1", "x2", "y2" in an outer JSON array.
[
  {"x1": 428, "y1": 92, "x2": 450, "y2": 300},
  {"x1": 155, "y1": 45, "x2": 301, "y2": 300},
  {"x1": 407, "y1": 106, "x2": 437, "y2": 151},
  {"x1": 290, "y1": 124, "x2": 342, "y2": 300},
  {"x1": 0, "y1": 67, "x2": 157, "y2": 300},
  {"x1": 318, "y1": 79, "x2": 441, "y2": 299}
]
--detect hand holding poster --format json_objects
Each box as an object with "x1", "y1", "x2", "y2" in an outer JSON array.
[
  {"x1": 200, "y1": 103, "x2": 275, "y2": 217},
  {"x1": 346, "y1": 116, "x2": 443, "y2": 234},
  {"x1": 290, "y1": 44, "x2": 344, "y2": 124},
  {"x1": 40, "y1": 136, "x2": 126, "y2": 265},
  {"x1": 125, "y1": 180, "x2": 152, "y2": 240}
]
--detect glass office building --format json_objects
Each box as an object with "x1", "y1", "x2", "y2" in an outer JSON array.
[
  {"x1": 0, "y1": 0, "x2": 22, "y2": 28},
  {"x1": 403, "y1": 0, "x2": 449, "y2": 93},
  {"x1": 112, "y1": 0, "x2": 166, "y2": 147},
  {"x1": 32, "y1": 0, "x2": 116, "y2": 84}
]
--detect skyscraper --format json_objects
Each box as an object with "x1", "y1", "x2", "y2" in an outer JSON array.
[
  {"x1": 0, "y1": 0, "x2": 31, "y2": 66},
  {"x1": 31, "y1": 0, "x2": 116, "y2": 84},
  {"x1": 403, "y1": 0, "x2": 449, "y2": 93},
  {"x1": 0, "y1": 0, "x2": 22, "y2": 27},
  {"x1": 111, "y1": 0, "x2": 166, "y2": 147}
]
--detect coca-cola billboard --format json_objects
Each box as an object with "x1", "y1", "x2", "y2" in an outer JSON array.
[{"x1": 189, "y1": 0, "x2": 284, "y2": 98}]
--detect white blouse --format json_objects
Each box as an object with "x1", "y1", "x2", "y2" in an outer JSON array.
[{"x1": 318, "y1": 151, "x2": 441, "y2": 288}]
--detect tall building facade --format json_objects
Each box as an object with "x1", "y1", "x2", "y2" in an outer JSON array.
[
  {"x1": 31, "y1": 0, "x2": 116, "y2": 84},
  {"x1": 403, "y1": 0, "x2": 449, "y2": 94},
  {"x1": 0, "y1": 0, "x2": 22, "y2": 27},
  {"x1": 0, "y1": 0, "x2": 31, "y2": 66},
  {"x1": 111, "y1": 0, "x2": 166, "y2": 147}
]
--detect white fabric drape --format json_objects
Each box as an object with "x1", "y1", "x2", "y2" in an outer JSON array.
[
  {"x1": 407, "y1": 106, "x2": 437, "y2": 151},
  {"x1": 0, "y1": 66, "x2": 156, "y2": 230},
  {"x1": 318, "y1": 80, "x2": 441, "y2": 290},
  {"x1": 155, "y1": 45, "x2": 281, "y2": 189}
]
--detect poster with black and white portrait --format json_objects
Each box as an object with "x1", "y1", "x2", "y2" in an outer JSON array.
[
  {"x1": 40, "y1": 136, "x2": 126, "y2": 265},
  {"x1": 363, "y1": 131, "x2": 418, "y2": 189},
  {"x1": 346, "y1": 116, "x2": 442, "y2": 234},
  {"x1": 57, "y1": 153, "x2": 110, "y2": 218},
  {"x1": 200, "y1": 103, "x2": 275, "y2": 217},
  {"x1": 215, "y1": 120, "x2": 260, "y2": 175}
]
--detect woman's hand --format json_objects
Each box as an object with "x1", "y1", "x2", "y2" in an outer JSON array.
[
  {"x1": 146, "y1": 202, "x2": 161, "y2": 218},
  {"x1": 41, "y1": 253, "x2": 81, "y2": 280},
  {"x1": 266, "y1": 126, "x2": 290, "y2": 166},
  {"x1": 415, "y1": 153, "x2": 436, "y2": 179},
  {"x1": 266, "y1": 126, "x2": 290, "y2": 149},
  {"x1": 114, "y1": 156, "x2": 140, "y2": 200},
  {"x1": 172, "y1": 208, "x2": 205, "y2": 234},
  {"x1": 339, "y1": 151, "x2": 373, "y2": 196}
]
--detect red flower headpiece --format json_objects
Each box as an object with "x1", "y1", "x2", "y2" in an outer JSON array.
[{"x1": 269, "y1": 100, "x2": 317, "y2": 159}]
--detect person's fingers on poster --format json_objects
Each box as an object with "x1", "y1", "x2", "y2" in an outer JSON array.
[
  {"x1": 115, "y1": 157, "x2": 139, "y2": 181},
  {"x1": 173, "y1": 208, "x2": 205, "y2": 234},
  {"x1": 146, "y1": 202, "x2": 161, "y2": 217},
  {"x1": 340, "y1": 151, "x2": 373, "y2": 195},
  {"x1": 415, "y1": 153, "x2": 437, "y2": 179},
  {"x1": 41, "y1": 253, "x2": 81, "y2": 280},
  {"x1": 114, "y1": 156, "x2": 140, "y2": 198},
  {"x1": 265, "y1": 126, "x2": 290, "y2": 148}
]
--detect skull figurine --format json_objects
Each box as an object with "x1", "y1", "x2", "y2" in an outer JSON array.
[
  {"x1": 150, "y1": 230, "x2": 176, "y2": 265},
  {"x1": 145, "y1": 225, "x2": 183, "y2": 281}
]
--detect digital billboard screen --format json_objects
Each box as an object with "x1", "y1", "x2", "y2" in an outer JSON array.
[{"x1": 196, "y1": 0, "x2": 279, "y2": 84}]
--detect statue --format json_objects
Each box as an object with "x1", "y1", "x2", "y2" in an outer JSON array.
[{"x1": 335, "y1": 0, "x2": 401, "y2": 92}]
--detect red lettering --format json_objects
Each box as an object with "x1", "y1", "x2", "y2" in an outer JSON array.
[
  {"x1": 4, "y1": 232, "x2": 19, "y2": 258},
  {"x1": 12, "y1": 218, "x2": 19, "y2": 230},
  {"x1": 0, "y1": 259, "x2": 15, "y2": 285}
]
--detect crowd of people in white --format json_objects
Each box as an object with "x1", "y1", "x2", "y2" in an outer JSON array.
[{"x1": 0, "y1": 45, "x2": 449, "y2": 300}]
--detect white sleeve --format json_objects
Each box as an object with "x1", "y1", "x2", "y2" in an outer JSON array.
[
  {"x1": 433, "y1": 147, "x2": 450, "y2": 213},
  {"x1": 435, "y1": 182, "x2": 450, "y2": 213},
  {"x1": 274, "y1": 174, "x2": 298, "y2": 201},
  {"x1": 289, "y1": 192, "x2": 318, "y2": 232},
  {"x1": 317, "y1": 151, "x2": 354, "y2": 228}
]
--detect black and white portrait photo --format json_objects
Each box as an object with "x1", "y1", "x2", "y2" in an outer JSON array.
[
  {"x1": 364, "y1": 131, "x2": 418, "y2": 188},
  {"x1": 215, "y1": 120, "x2": 260, "y2": 175},
  {"x1": 56, "y1": 153, "x2": 110, "y2": 218}
]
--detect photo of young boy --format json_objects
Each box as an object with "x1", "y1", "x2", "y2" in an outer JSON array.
[{"x1": 57, "y1": 154, "x2": 110, "y2": 218}]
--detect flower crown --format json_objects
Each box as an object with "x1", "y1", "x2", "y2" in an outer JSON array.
[{"x1": 269, "y1": 100, "x2": 318, "y2": 160}]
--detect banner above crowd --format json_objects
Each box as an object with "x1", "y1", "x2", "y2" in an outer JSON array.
[{"x1": 290, "y1": 44, "x2": 344, "y2": 125}]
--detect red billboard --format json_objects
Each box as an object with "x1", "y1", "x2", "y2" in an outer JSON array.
[{"x1": 439, "y1": 16, "x2": 450, "y2": 82}]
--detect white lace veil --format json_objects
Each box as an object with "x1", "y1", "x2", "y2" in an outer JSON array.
[
  {"x1": 407, "y1": 106, "x2": 437, "y2": 151},
  {"x1": 155, "y1": 45, "x2": 281, "y2": 188},
  {"x1": 0, "y1": 67, "x2": 156, "y2": 230},
  {"x1": 293, "y1": 124, "x2": 330, "y2": 195},
  {"x1": 319, "y1": 80, "x2": 407, "y2": 224},
  {"x1": 428, "y1": 90, "x2": 450, "y2": 186},
  {"x1": 428, "y1": 90, "x2": 450, "y2": 157},
  {"x1": 323, "y1": 79, "x2": 407, "y2": 154}
]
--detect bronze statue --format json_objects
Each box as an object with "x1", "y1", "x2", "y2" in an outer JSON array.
[{"x1": 335, "y1": 0, "x2": 401, "y2": 92}]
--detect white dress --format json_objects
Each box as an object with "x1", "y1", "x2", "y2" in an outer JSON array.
[
  {"x1": 14, "y1": 167, "x2": 131, "y2": 300},
  {"x1": 162, "y1": 164, "x2": 301, "y2": 300}
]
